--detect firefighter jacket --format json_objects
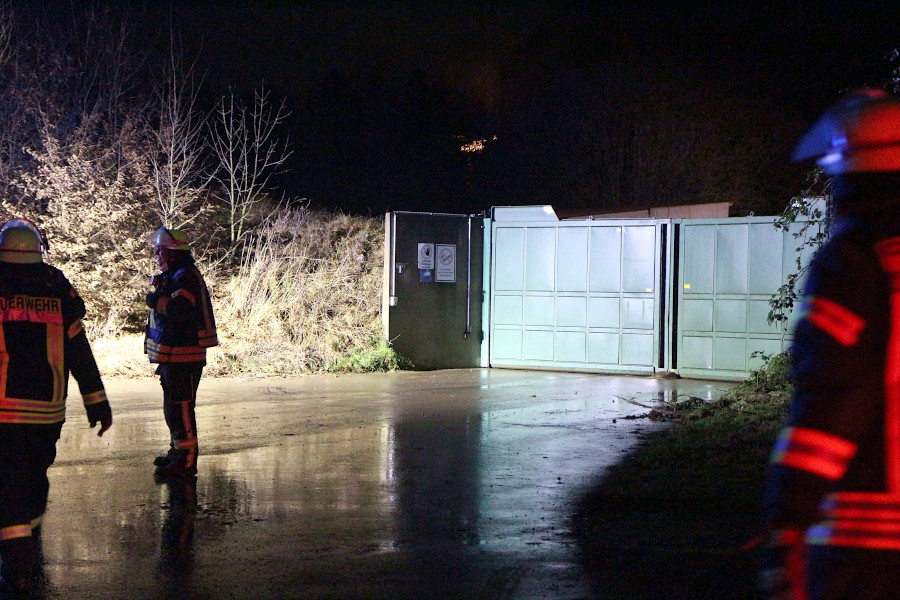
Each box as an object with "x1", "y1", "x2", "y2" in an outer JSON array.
[
  {"x1": 145, "y1": 253, "x2": 218, "y2": 364},
  {"x1": 0, "y1": 261, "x2": 108, "y2": 425},
  {"x1": 763, "y1": 215, "x2": 900, "y2": 552}
]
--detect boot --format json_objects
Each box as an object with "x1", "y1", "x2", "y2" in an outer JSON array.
[
  {"x1": 154, "y1": 462, "x2": 198, "y2": 478},
  {"x1": 153, "y1": 447, "x2": 178, "y2": 467},
  {"x1": 0, "y1": 537, "x2": 34, "y2": 599},
  {"x1": 0, "y1": 577, "x2": 31, "y2": 600},
  {"x1": 154, "y1": 450, "x2": 197, "y2": 478}
]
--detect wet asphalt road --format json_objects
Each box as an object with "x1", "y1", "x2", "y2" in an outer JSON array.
[{"x1": 34, "y1": 369, "x2": 731, "y2": 599}]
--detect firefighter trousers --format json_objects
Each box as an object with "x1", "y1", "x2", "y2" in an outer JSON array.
[
  {"x1": 0, "y1": 423, "x2": 62, "y2": 586},
  {"x1": 156, "y1": 363, "x2": 204, "y2": 470}
]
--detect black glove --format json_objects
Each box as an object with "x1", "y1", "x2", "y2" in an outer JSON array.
[
  {"x1": 86, "y1": 400, "x2": 113, "y2": 436},
  {"x1": 146, "y1": 288, "x2": 164, "y2": 309}
]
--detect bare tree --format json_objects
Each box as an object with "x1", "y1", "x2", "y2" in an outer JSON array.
[
  {"x1": 0, "y1": 2, "x2": 19, "y2": 187},
  {"x1": 0, "y1": 2, "x2": 11, "y2": 69},
  {"x1": 0, "y1": 6, "x2": 159, "y2": 334},
  {"x1": 209, "y1": 86, "x2": 292, "y2": 247},
  {"x1": 148, "y1": 34, "x2": 209, "y2": 228}
]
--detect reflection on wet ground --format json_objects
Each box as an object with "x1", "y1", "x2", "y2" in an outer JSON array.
[{"x1": 32, "y1": 369, "x2": 733, "y2": 599}]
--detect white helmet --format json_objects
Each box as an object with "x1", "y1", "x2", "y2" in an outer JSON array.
[
  {"x1": 149, "y1": 227, "x2": 191, "y2": 251},
  {"x1": 0, "y1": 218, "x2": 46, "y2": 264}
]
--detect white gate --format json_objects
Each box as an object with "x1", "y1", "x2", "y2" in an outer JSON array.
[
  {"x1": 488, "y1": 207, "x2": 670, "y2": 375},
  {"x1": 675, "y1": 217, "x2": 807, "y2": 379},
  {"x1": 485, "y1": 206, "x2": 815, "y2": 380}
]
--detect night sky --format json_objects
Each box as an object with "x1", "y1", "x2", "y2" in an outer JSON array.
[{"x1": 23, "y1": 1, "x2": 900, "y2": 216}]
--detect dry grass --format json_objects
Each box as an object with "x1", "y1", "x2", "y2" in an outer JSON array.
[
  {"x1": 216, "y1": 208, "x2": 384, "y2": 374},
  {"x1": 89, "y1": 208, "x2": 388, "y2": 378}
]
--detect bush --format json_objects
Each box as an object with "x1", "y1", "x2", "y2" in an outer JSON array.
[
  {"x1": 328, "y1": 337, "x2": 413, "y2": 373},
  {"x1": 680, "y1": 351, "x2": 791, "y2": 424},
  {"x1": 0, "y1": 10, "x2": 398, "y2": 376}
]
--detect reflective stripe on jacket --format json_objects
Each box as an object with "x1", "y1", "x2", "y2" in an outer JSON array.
[
  {"x1": 764, "y1": 226, "x2": 900, "y2": 550},
  {"x1": 801, "y1": 236, "x2": 900, "y2": 550},
  {"x1": 0, "y1": 263, "x2": 106, "y2": 424},
  {"x1": 145, "y1": 257, "x2": 218, "y2": 364}
]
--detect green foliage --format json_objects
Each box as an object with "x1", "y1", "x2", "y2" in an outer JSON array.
[
  {"x1": 634, "y1": 352, "x2": 791, "y2": 427},
  {"x1": 693, "y1": 351, "x2": 792, "y2": 418},
  {"x1": 768, "y1": 170, "x2": 831, "y2": 326},
  {"x1": 327, "y1": 337, "x2": 413, "y2": 373},
  {"x1": 889, "y1": 48, "x2": 900, "y2": 95},
  {"x1": 745, "y1": 351, "x2": 792, "y2": 394},
  {"x1": 724, "y1": 352, "x2": 793, "y2": 400}
]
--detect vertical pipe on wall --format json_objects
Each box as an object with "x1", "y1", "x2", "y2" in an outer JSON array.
[
  {"x1": 389, "y1": 212, "x2": 397, "y2": 303},
  {"x1": 465, "y1": 216, "x2": 472, "y2": 337},
  {"x1": 382, "y1": 212, "x2": 394, "y2": 339}
]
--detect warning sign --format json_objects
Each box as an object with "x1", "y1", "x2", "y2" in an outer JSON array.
[
  {"x1": 417, "y1": 243, "x2": 434, "y2": 269},
  {"x1": 435, "y1": 244, "x2": 456, "y2": 283}
]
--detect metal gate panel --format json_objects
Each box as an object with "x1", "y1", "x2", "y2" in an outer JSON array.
[
  {"x1": 494, "y1": 227, "x2": 525, "y2": 291},
  {"x1": 623, "y1": 227, "x2": 657, "y2": 292},
  {"x1": 525, "y1": 228, "x2": 556, "y2": 291},
  {"x1": 590, "y1": 227, "x2": 622, "y2": 291},
  {"x1": 489, "y1": 211, "x2": 666, "y2": 375},
  {"x1": 715, "y1": 224, "x2": 749, "y2": 295},
  {"x1": 557, "y1": 228, "x2": 589, "y2": 291},
  {"x1": 676, "y1": 217, "x2": 813, "y2": 380}
]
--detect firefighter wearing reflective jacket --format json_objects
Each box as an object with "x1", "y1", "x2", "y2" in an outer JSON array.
[
  {"x1": 0, "y1": 218, "x2": 112, "y2": 596},
  {"x1": 760, "y1": 89, "x2": 900, "y2": 599},
  {"x1": 145, "y1": 227, "x2": 217, "y2": 479}
]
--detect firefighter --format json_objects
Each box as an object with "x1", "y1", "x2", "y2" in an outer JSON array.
[
  {"x1": 760, "y1": 89, "x2": 900, "y2": 599},
  {"x1": 0, "y1": 218, "x2": 112, "y2": 597},
  {"x1": 145, "y1": 227, "x2": 218, "y2": 478}
]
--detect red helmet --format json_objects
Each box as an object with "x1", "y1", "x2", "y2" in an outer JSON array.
[{"x1": 793, "y1": 89, "x2": 900, "y2": 175}]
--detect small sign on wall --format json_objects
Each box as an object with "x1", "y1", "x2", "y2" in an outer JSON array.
[
  {"x1": 435, "y1": 244, "x2": 456, "y2": 283},
  {"x1": 417, "y1": 243, "x2": 434, "y2": 269}
]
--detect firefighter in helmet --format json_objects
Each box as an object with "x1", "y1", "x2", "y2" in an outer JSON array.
[
  {"x1": 760, "y1": 89, "x2": 900, "y2": 599},
  {"x1": 0, "y1": 218, "x2": 112, "y2": 596},
  {"x1": 145, "y1": 227, "x2": 217, "y2": 478}
]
